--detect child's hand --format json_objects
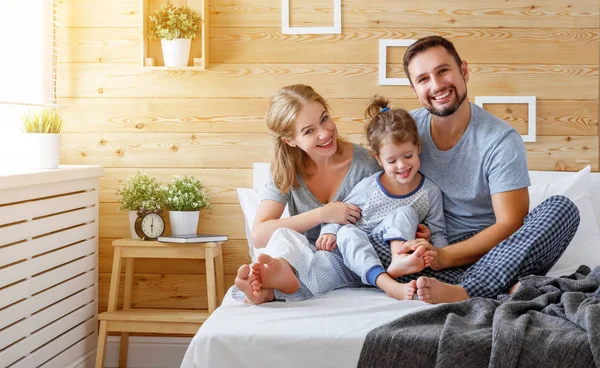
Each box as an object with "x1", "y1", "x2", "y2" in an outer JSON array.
[
  {"x1": 415, "y1": 223, "x2": 431, "y2": 241},
  {"x1": 316, "y1": 234, "x2": 337, "y2": 251},
  {"x1": 319, "y1": 202, "x2": 361, "y2": 225}
]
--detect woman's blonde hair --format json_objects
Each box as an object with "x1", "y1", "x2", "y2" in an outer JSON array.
[
  {"x1": 266, "y1": 84, "x2": 344, "y2": 194},
  {"x1": 364, "y1": 96, "x2": 420, "y2": 153}
]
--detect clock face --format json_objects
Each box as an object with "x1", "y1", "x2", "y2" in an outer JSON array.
[{"x1": 140, "y1": 213, "x2": 165, "y2": 239}]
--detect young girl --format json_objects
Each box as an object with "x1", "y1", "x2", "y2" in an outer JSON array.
[
  {"x1": 234, "y1": 85, "x2": 420, "y2": 304},
  {"x1": 318, "y1": 96, "x2": 447, "y2": 288}
]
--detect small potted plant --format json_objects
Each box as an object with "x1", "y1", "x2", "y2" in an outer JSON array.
[
  {"x1": 164, "y1": 175, "x2": 210, "y2": 236},
  {"x1": 148, "y1": 0, "x2": 201, "y2": 67},
  {"x1": 22, "y1": 108, "x2": 63, "y2": 169},
  {"x1": 117, "y1": 171, "x2": 165, "y2": 239}
]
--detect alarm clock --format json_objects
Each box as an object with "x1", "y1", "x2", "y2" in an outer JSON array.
[{"x1": 134, "y1": 209, "x2": 165, "y2": 240}]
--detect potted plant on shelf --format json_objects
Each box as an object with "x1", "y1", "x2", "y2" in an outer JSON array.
[
  {"x1": 148, "y1": 0, "x2": 201, "y2": 67},
  {"x1": 21, "y1": 108, "x2": 63, "y2": 169},
  {"x1": 164, "y1": 175, "x2": 210, "y2": 236},
  {"x1": 117, "y1": 171, "x2": 165, "y2": 239}
]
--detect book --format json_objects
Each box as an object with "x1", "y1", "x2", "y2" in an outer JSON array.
[{"x1": 157, "y1": 234, "x2": 228, "y2": 243}]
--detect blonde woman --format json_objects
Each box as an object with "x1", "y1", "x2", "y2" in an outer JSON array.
[{"x1": 234, "y1": 85, "x2": 419, "y2": 303}]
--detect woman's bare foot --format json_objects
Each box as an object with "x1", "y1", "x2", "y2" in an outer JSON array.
[
  {"x1": 251, "y1": 254, "x2": 299, "y2": 294},
  {"x1": 416, "y1": 276, "x2": 470, "y2": 304},
  {"x1": 234, "y1": 264, "x2": 275, "y2": 304},
  {"x1": 387, "y1": 245, "x2": 431, "y2": 278}
]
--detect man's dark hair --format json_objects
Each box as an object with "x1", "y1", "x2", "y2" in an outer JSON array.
[{"x1": 403, "y1": 36, "x2": 463, "y2": 83}]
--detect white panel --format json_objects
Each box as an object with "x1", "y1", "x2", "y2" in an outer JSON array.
[
  {"x1": 0, "y1": 271, "x2": 96, "y2": 330},
  {"x1": 0, "y1": 255, "x2": 95, "y2": 308},
  {"x1": 9, "y1": 317, "x2": 97, "y2": 368},
  {"x1": 39, "y1": 334, "x2": 97, "y2": 368},
  {"x1": 0, "y1": 177, "x2": 98, "y2": 205},
  {"x1": 475, "y1": 95, "x2": 537, "y2": 142},
  {"x1": 378, "y1": 39, "x2": 417, "y2": 85},
  {"x1": 0, "y1": 287, "x2": 96, "y2": 350},
  {"x1": 0, "y1": 190, "x2": 98, "y2": 226},
  {"x1": 0, "y1": 206, "x2": 97, "y2": 246},
  {"x1": 0, "y1": 238, "x2": 96, "y2": 289},
  {"x1": 281, "y1": 0, "x2": 341, "y2": 34},
  {"x1": 0, "y1": 302, "x2": 97, "y2": 367},
  {"x1": 0, "y1": 223, "x2": 96, "y2": 268}
]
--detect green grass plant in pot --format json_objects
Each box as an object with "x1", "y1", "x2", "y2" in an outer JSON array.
[
  {"x1": 117, "y1": 171, "x2": 165, "y2": 239},
  {"x1": 22, "y1": 108, "x2": 64, "y2": 169},
  {"x1": 164, "y1": 175, "x2": 210, "y2": 236},
  {"x1": 148, "y1": 0, "x2": 201, "y2": 67}
]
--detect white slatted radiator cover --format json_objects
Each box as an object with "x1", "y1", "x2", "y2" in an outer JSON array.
[{"x1": 0, "y1": 166, "x2": 103, "y2": 368}]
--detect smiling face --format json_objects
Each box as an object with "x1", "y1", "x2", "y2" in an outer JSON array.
[
  {"x1": 375, "y1": 140, "x2": 421, "y2": 189},
  {"x1": 284, "y1": 101, "x2": 338, "y2": 159},
  {"x1": 407, "y1": 46, "x2": 469, "y2": 117}
]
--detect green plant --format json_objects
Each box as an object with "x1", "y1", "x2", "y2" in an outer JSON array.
[
  {"x1": 117, "y1": 171, "x2": 165, "y2": 211},
  {"x1": 164, "y1": 175, "x2": 210, "y2": 211},
  {"x1": 22, "y1": 108, "x2": 63, "y2": 133},
  {"x1": 148, "y1": 0, "x2": 201, "y2": 40}
]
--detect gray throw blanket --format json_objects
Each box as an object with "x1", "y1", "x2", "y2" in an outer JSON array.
[{"x1": 358, "y1": 266, "x2": 600, "y2": 368}]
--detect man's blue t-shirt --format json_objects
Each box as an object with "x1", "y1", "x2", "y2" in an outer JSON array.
[{"x1": 411, "y1": 103, "x2": 531, "y2": 243}]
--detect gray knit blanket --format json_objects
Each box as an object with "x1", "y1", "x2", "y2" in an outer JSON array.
[{"x1": 358, "y1": 266, "x2": 600, "y2": 368}]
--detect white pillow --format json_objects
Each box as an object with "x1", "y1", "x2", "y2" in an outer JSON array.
[
  {"x1": 237, "y1": 188, "x2": 289, "y2": 261},
  {"x1": 528, "y1": 165, "x2": 600, "y2": 277}
]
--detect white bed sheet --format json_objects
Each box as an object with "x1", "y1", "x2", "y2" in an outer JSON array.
[{"x1": 181, "y1": 287, "x2": 435, "y2": 368}]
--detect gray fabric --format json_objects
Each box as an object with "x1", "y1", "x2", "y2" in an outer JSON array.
[
  {"x1": 358, "y1": 265, "x2": 600, "y2": 368},
  {"x1": 320, "y1": 172, "x2": 448, "y2": 247},
  {"x1": 262, "y1": 143, "x2": 380, "y2": 244},
  {"x1": 411, "y1": 103, "x2": 531, "y2": 243}
]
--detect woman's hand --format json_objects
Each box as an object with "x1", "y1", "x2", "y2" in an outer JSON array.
[
  {"x1": 401, "y1": 239, "x2": 446, "y2": 271},
  {"x1": 415, "y1": 223, "x2": 431, "y2": 241},
  {"x1": 316, "y1": 234, "x2": 337, "y2": 251},
  {"x1": 319, "y1": 202, "x2": 361, "y2": 225}
]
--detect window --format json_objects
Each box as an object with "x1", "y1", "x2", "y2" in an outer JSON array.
[{"x1": 0, "y1": 0, "x2": 58, "y2": 170}]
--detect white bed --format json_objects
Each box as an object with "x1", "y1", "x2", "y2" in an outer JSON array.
[{"x1": 181, "y1": 164, "x2": 600, "y2": 368}]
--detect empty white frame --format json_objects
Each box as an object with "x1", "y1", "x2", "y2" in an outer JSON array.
[
  {"x1": 282, "y1": 0, "x2": 341, "y2": 35},
  {"x1": 475, "y1": 96, "x2": 537, "y2": 142},
  {"x1": 378, "y1": 39, "x2": 417, "y2": 85}
]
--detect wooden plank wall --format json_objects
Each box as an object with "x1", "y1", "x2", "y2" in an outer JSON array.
[{"x1": 58, "y1": 0, "x2": 599, "y2": 314}]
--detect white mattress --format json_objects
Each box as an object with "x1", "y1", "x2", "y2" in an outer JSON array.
[{"x1": 180, "y1": 287, "x2": 435, "y2": 368}]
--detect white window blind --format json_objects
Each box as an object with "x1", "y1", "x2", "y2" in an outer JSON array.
[{"x1": 0, "y1": 0, "x2": 59, "y2": 170}]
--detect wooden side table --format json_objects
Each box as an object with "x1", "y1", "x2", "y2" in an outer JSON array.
[{"x1": 95, "y1": 238, "x2": 225, "y2": 368}]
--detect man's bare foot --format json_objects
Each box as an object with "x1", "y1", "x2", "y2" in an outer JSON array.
[
  {"x1": 416, "y1": 276, "x2": 470, "y2": 304},
  {"x1": 251, "y1": 254, "x2": 299, "y2": 294},
  {"x1": 234, "y1": 264, "x2": 274, "y2": 304},
  {"x1": 387, "y1": 245, "x2": 431, "y2": 278},
  {"x1": 509, "y1": 281, "x2": 521, "y2": 295}
]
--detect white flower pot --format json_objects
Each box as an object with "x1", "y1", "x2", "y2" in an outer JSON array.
[
  {"x1": 169, "y1": 210, "x2": 200, "y2": 236},
  {"x1": 161, "y1": 38, "x2": 192, "y2": 67},
  {"x1": 22, "y1": 133, "x2": 61, "y2": 169},
  {"x1": 128, "y1": 210, "x2": 141, "y2": 239}
]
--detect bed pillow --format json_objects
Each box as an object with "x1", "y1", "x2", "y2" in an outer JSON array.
[
  {"x1": 528, "y1": 166, "x2": 600, "y2": 277},
  {"x1": 237, "y1": 188, "x2": 289, "y2": 261}
]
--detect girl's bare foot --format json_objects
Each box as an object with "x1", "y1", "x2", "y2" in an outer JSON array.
[
  {"x1": 416, "y1": 276, "x2": 470, "y2": 304},
  {"x1": 252, "y1": 254, "x2": 299, "y2": 294},
  {"x1": 234, "y1": 264, "x2": 275, "y2": 304},
  {"x1": 387, "y1": 245, "x2": 431, "y2": 278}
]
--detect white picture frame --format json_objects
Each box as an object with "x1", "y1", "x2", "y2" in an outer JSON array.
[
  {"x1": 281, "y1": 0, "x2": 341, "y2": 35},
  {"x1": 378, "y1": 39, "x2": 417, "y2": 85},
  {"x1": 475, "y1": 96, "x2": 537, "y2": 142}
]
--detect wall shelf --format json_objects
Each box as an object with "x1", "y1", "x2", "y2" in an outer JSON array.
[{"x1": 141, "y1": 0, "x2": 209, "y2": 70}]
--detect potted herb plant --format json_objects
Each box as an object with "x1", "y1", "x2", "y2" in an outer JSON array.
[
  {"x1": 22, "y1": 108, "x2": 63, "y2": 169},
  {"x1": 164, "y1": 175, "x2": 210, "y2": 236},
  {"x1": 117, "y1": 171, "x2": 165, "y2": 239},
  {"x1": 148, "y1": 0, "x2": 201, "y2": 67}
]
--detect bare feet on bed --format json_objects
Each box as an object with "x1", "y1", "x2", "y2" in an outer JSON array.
[
  {"x1": 387, "y1": 244, "x2": 435, "y2": 278},
  {"x1": 234, "y1": 264, "x2": 275, "y2": 305},
  {"x1": 416, "y1": 276, "x2": 470, "y2": 304},
  {"x1": 251, "y1": 254, "x2": 299, "y2": 294},
  {"x1": 377, "y1": 274, "x2": 417, "y2": 300}
]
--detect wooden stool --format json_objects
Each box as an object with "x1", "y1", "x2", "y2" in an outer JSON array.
[{"x1": 95, "y1": 238, "x2": 225, "y2": 368}]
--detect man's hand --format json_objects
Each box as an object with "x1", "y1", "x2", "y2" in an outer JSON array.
[
  {"x1": 402, "y1": 239, "x2": 446, "y2": 271},
  {"x1": 416, "y1": 223, "x2": 431, "y2": 241},
  {"x1": 316, "y1": 234, "x2": 337, "y2": 251}
]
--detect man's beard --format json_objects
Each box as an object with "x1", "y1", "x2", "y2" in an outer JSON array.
[{"x1": 427, "y1": 87, "x2": 467, "y2": 117}]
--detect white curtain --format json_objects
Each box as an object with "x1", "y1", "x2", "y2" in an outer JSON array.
[{"x1": 0, "y1": 0, "x2": 58, "y2": 170}]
